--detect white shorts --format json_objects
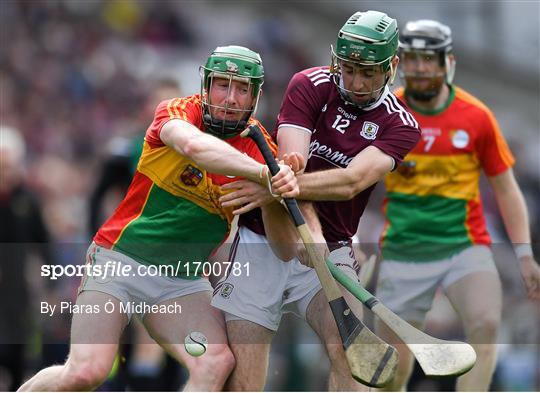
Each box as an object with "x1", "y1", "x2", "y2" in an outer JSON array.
[
  {"x1": 376, "y1": 245, "x2": 498, "y2": 322},
  {"x1": 80, "y1": 243, "x2": 212, "y2": 321},
  {"x1": 211, "y1": 226, "x2": 360, "y2": 331}
]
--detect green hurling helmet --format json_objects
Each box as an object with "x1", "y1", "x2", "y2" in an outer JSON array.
[
  {"x1": 399, "y1": 20, "x2": 455, "y2": 101},
  {"x1": 200, "y1": 45, "x2": 264, "y2": 138},
  {"x1": 330, "y1": 10, "x2": 399, "y2": 108}
]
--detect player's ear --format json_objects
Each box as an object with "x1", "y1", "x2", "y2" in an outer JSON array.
[
  {"x1": 389, "y1": 56, "x2": 399, "y2": 85},
  {"x1": 253, "y1": 88, "x2": 263, "y2": 107}
]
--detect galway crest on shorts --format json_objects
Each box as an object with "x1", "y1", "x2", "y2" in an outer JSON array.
[{"x1": 220, "y1": 283, "x2": 234, "y2": 299}]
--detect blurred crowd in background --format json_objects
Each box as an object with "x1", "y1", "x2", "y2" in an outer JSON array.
[{"x1": 1, "y1": 0, "x2": 538, "y2": 391}]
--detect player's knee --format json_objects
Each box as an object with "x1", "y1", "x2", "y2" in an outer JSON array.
[
  {"x1": 190, "y1": 344, "x2": 235, "y2": 382},
  {"x1": 217, "y1": 345, "x2": 236, "y2": 376},
  {"x1": 467, "y1": 314, "x2": 500, "y2": 343},
  {"x1": 64, "y1": 359, "x2": 111, "y2": 390}
]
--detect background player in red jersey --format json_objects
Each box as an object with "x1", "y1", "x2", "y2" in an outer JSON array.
[
  {"x1": 18, "y1": 46, "x2": 298, "y2": 392},
  {"x1": 375, "y1": 20, "x2": 540, "y2": 391},
  {"x1": 213, "y1": 11, "x2": 420, "y2": 390}
]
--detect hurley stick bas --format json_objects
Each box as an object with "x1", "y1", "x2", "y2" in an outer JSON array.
[
  {"x1": 241, "y1": 125, "x2": 398, "y2": 388},
  {"x1": 327, "y1": 261, "x2": 477, "y2": 377}
]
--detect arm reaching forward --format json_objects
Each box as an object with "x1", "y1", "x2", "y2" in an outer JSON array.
[{"x1": 161, "y1": 119, "x2": 298, "y2": 197}]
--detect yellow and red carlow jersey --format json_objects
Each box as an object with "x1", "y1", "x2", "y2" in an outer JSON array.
[
  {"x1": 381, "y1": 86, "x2": 515, "y2": 261},
  {"x1": 94, "y1": 95, "x2": 275, "y2": 276}
]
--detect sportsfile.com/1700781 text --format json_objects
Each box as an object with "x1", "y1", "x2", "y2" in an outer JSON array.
[{"x1": 40, "y1": 260, "x2": 250, "y2": 280}]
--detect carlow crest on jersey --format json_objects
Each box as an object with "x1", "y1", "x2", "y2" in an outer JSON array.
[
  {"x1": 180, "y1": 165, "x2": 203, "y2": 186},
  {"x1": 360, "y1": 121, "x2": 379, "y2": 140}
]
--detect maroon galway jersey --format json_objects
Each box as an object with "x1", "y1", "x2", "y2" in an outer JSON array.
[{"x1": 276, "y1": 66, "x2": 421, "y2": 242}]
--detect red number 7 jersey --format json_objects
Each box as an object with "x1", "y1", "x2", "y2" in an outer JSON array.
[{"x1": 381, "y1": 86, "x2": 515, "y2": 261}]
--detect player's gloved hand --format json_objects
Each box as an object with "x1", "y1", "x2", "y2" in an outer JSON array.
[
  {"x1": 220, "y1": 180, "x2": 274, "y2": 215},
  {"x1": 519, "y1": 256, "x2": 540, "y2": 300}
]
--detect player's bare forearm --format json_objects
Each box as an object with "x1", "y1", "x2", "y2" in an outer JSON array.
[
  {"x1": 161, "y1": 119, "x2": 263, "y2": 182},
  {"x1": 261, "y1": 202, "x2": 299, "y2": 261},
  {"x1": 299, "y1": 201, "x2": 323, "y2": 235},
  {"x1": 295, "y1": 202, "x2": 328, "y2": 267},
  {"x1": 277, "y1": 126, "x2": 311, "y2": 168},
  {"x1": 488, "y1": 169, "x2": 531, "y2": 245},
  {"x1": 294, "y1": 146, "x2": 394, "y2": 200},
  {"x1": 296, "y1": 168, "x2": 358, "y2": 200},
  {"x1": 489, "y1": 169, "x2": 540, "y2": 298}
]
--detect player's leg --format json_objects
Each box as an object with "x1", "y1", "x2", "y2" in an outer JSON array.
[
  {"x1": 211, "y1": 226, "x2": 288, "y2": 390},
  {"x1": 374, "y1": 258, "x2": 444, "y2": 391},
  {"x1": 293, "y1": 245, "x2": 368, "y2": 391},
  {"x1": 127, "y1": 318, "x2": 168, "y2": 390},
  {"x1": 18, "y1": 291, "x2": 127, "y2": 391},
  {"x1": 305, "y1": 289, "x2": 369, "y2": 391},
  {"x1": 442, "y1": 246, "x2": 501, "y2": 391},
  {"x1": 224, "y1": 319, "x2": 274, "y2": 391},
  {"x1": 143, "y1": 289, "x2": 234, "y2": 391}
]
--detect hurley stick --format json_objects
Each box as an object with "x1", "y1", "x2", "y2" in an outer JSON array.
[
  {"x1": 327, "y1": 261, "x2": 477, "y2": 377},
  {"x1": 241, "y1": 125, "x2": 397, "y2": 387}
]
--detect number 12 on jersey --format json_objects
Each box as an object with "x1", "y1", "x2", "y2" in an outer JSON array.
[{"x1": 332, "y1": 115, "x2": 350, "y2": 134}]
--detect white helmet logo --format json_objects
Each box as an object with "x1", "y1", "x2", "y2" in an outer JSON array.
[{"x1": 226, "y1": 60, "x2": 239, "y2": 73}]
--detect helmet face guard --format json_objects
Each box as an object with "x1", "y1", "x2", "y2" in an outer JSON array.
[
  {"x1": 330, "y1": 46, "x2": 396, "y2": 108},
  {"x1": 398, "y1": 20, "x2": 455, "y2": 101},
  {"x1": 200, "y1": 46, "x2": 264, "y2": 139},
  {"x1": 330, "y1": 10, "x2": 399, "y2": 108}
]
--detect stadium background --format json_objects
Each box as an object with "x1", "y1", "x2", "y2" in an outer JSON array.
[{"x1": 1, "y1": 0, "x2": 538, "y2": 390}]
